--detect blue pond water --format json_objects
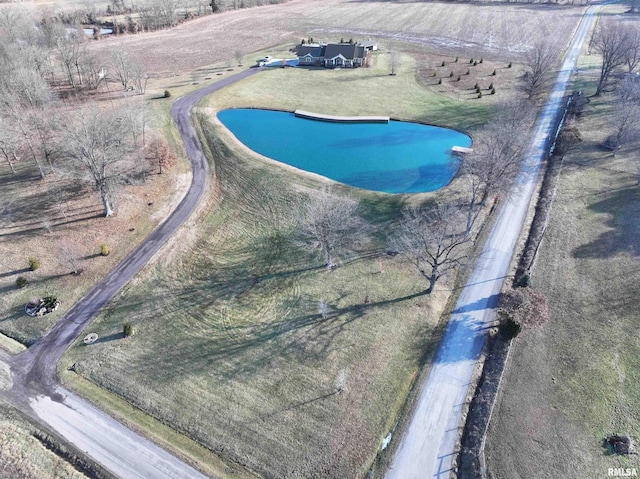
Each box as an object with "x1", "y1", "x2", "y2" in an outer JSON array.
[{"x1": 217, "y1": 109, "x2": 471, "y2": 194}]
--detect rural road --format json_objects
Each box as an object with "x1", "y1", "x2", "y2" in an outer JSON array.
[
  {"x1": 2, "y1": 67, "x2": 263, "y2": 479},
  {"x1": 385, "y1": 4, "x2": 605, "y2": 479}
]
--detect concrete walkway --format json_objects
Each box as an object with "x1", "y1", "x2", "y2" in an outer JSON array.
[{"x1": 385, "y1": 4, "x2": 604, "y2": 478}]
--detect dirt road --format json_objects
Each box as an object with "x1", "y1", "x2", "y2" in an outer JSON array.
[
  {"x1": 384, "y1": 4, "x2": 604, "y2": 479},
  {"x1": 2, "y1": 68, "x2": 262, "y2": 479}
]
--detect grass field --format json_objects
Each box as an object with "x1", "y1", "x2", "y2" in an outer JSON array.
[
  {"x1": 93, "y1": 0, "x2": 585, "y2": 77},
  {"x1": 56, "y1": 44, "x2": 512, "y2": 477},
  {"x1": 485, "y1": 41, "x2": 640, "y2": 477},
  {"x1": 0, "y1": 404, "x2": 89, "y2": 479},
  {"x1": 61, "y1": 114, "x2": 456, "y2": 478},
  {"x1": 201, "y1": 52, "x2": 498, "y2": 131}
]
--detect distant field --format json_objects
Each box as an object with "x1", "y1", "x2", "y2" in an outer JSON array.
[
  {"x1": 485, "y1": 42, "x2": 640, "y2": 477},
  {"x1": 91, "y1": 0, "x2": 585, "y2": 76}
]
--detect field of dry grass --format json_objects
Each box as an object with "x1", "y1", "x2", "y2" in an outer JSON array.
[
  {"x1": 90, "y1": 0, "x2": 585, "y2": 78},
  {"x1": 485, "y1": 39, "x2": 640, "y2": 477}
]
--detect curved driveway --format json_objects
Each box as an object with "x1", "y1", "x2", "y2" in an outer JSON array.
[
  {"x1": 4, "y1": 67, "x2": 262, "y2": 479},
  {"x1": 385, "y1": 4, "x2": 604, "y2": 479}
]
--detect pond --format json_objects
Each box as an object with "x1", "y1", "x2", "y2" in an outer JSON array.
[{"x1": 217, "y1": 109, "x2": 471, "y2": 194}]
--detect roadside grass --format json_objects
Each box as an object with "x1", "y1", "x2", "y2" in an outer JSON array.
[
  {"x1": 0, "y1": 403, "x2": 89, "y2": 479},
  {"x1": 61, "y1": 113, "x2": 457, "y2": 478},
  {"x1": 485, "y1": 65, "x2": 640, "y2": 476},
  {"x1": 61, "y1": 370, "x2": 257, "y2": 479}
]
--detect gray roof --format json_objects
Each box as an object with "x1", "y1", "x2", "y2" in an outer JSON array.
[
  {"x1": 324, "y1": 43, "x2": 365, "y2": 61},
  {"x1": 297, "y1": 45, "x2": 326, "y2": 57}
]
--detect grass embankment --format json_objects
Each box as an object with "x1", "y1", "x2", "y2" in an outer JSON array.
[
  {"x1": 0, "y1": 403, "x2": 90, "y2": 479},
  {"x1": 485, "y1": 70, "x2": 640, "y2": 476}
]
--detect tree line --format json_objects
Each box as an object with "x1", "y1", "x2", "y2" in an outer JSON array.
[{"x1": 0, "y1": 8, "x2": 175, "y2": 217}]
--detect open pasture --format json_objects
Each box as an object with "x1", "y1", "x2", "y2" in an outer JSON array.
[{"x1": 91, "y1": 0, "x2": 586, "y2": 76}]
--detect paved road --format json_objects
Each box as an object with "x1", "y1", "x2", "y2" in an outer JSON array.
[
  {"x1": 3, "y1": 67, "x2": 262, "y2": 479},
  {"x1": 385, "y1": 5, "x2": 603, "y2": 479}
]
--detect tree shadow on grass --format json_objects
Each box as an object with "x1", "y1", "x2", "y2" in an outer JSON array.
[
  {"x1": 127, "y1": 288, "x2": 428, "y2": 383},
  {"x1": 573, "y1": 186, "x2": 640, "y2": 259}
]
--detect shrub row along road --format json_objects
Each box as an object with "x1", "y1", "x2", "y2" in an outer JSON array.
[
  {"x1": 2, "y1": 67, "x2": 263, "y2": 479},
  {"x1": 385, "y1": 4, "x2": 605, "y2": 479}
]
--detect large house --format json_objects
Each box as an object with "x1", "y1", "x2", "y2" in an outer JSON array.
[{"x1": 297, "y1": 41, "x2": 375, "y2": 68}]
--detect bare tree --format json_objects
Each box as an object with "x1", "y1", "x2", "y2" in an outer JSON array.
[
  {"x1": 622, "y1": 24, "x2": 640, "y2": 73},
  {"x1": 392, "y1": 203, "x2": 472, "y2": 294},
  {"x1": 461, "y1": 101, "x2": 534, "y2": 233},
  {"x1": 58, "y1": 238, "x2": 82, "y2": 275},
  {"x1": 593, "y1": 20, "x2": 631, "y2": 96},
  {"x1": 522, "y1": 41, "x2": 558, "y2": 99},
  {"x1": 295, "y1": 187, "x2": 368, "y2": 269},
  {"x1": 390, "y1": 51, "x2": 399, "y2": 76},
  {"x1": 63, "y1": 107, "x2": 132, "y2": 217},
  {"x1": 0, "y1": 118, "x2": 18, "y2": 173},
  {"x1": 146, "y1": 136, "x2": 176, "y2": 174},
  {"x1": 110, "y1": 49, "x2": 132, "y2": 90},
  {"x1": 130, "y1": 61, "x2": 149, "y2": 94},
  {"x1": 235, "y1": 49, "x2": 244, "y2": 66},
  {"x1": 603, "y1": 94, "x2": 640, "y2": 154}
]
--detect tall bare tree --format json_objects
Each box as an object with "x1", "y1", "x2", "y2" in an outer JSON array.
[
  {"x1": 64, "y1": 107, "x2": 132, "y2": 217},
  {"x1": 593, "y1": 20, "x2": 631, "y2": 96},
  {"x1": 603, "y1": 92, "x2": 640, "y2": 154},
  {"x1": 522, "y1": 41, "x2": 558, "y2": 99},
  {"x1": 110, "y1": 49, "x2": 132, "y2": 90},
  {"x1": 622, "y1": 24, "x2": 640, "y2": 73},
  {"x1": 295, "y1": 187, "x2": 368, "y2": 269},
  {"x1": 461, "y1": 101, "x2": 534, "y2": 233},
  {"x1": 392, "y1": 203, "x2": 472, "y2": 294}
]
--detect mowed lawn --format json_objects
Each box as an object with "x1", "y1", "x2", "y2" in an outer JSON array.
[
  {"x1": 485, "y1": 83, "x2": 640, "y2": 475},
  {"x1": 62, "y1": 116, "x2": 450, "y2": 477},
  {"x1": 203, "y1": 53, "x2": 493, "y2": 131}
]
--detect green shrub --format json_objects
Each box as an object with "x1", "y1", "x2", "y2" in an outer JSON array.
[
  {"x1": 163, "y1": 90, "x2": 171, "y2": 98},
  {"x1": 488, "y1": 82, "x2": 493, "y2": 89},
  {"x1": 492, "y1": 69, "x2": 496, "y2": 76},
  {"x1": 437, "y1": 78, "x2": 442, "y2": 84},
  {"x1": 441, "y1": 60, "x2": 445, "y2": 67},
  {"x1": 473, "y1": 60, "x2": 478, "y2": 66},
  {"x1": 455, "y1": 56, "x2": 459, "y2": 62},
  {"x1": 478, "y1": 92, "x2": 483, "y2": 98},
  {"x1": 123, "y1": 322, "x2": 133, "y2": 337},
  {"x1": 500, "y1": 316, "x2": 521, "y2": 338},
  {"x1": 449, "y1": 71, "x2": 453, "y2": 77},
  {"x1": 16, "y1": 277, "x2": 28, "y2": 288},
  {"x1": 479, "y1": 58, "x2": 483, "y2": 63},
  {"x1": 508, "y1": 61, "x2": 512, "y2": 68},
  {"x1": 491, "y1": 87, "x2": 496, "y2": 95},
  {"x1": 515, "y1": 273, "x2": 531, "y2": 288},
  {"x1": 100, "y1": 244, "x2": 110, "y2": 256},
  {"x1": 29, "y1": 257, "x2": 40, "y2": 271},
  {"x1": 432, "y1": 71, "x2": 437, "y2": 77},
  {"x1": 466, "y1": 69, "x2": 470, "y2": 75},
  {"x1": 457, "y1": 75, "x2": 461, "y2": 81},
  {"x1": 474, "y1": 82, "x2": 479, "y2": 89},
  {"x1": 469, "y1": 58, "x2": 474, "y2": 64}
]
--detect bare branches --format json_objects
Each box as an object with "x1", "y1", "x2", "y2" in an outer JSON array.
[
  {"x1": 593, "y1": 20, "x2": 632, "y2": 96},
  {"x1": 294, "y1": 187, "x2": 368, "y2": 269},
  {"x1": 522, "y1": 41, "x2": 558, "y2": 100},
  {"x1": 392, "y1": 203, "x2": 472, "y2": 294},
  {"x1": 461, "y1": 100, "x2": 535, "y2": 233},
  {"x1": 62, "y1": 106, "x2": 132, "y2": 217}
]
